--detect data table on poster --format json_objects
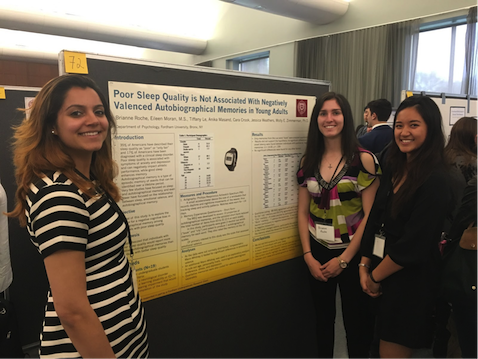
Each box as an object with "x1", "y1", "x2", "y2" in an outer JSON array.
[
  {"x1": 262, "y1": 153, "x2": 301, "y2": 209},
  {"x1": 179, "y1": 134, "x2": 214, "y2": 190}
]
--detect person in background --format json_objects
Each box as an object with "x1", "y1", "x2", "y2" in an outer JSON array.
[
  {"x1": 444, "y1": 116, "x2": 477, "y2": 183},
  {"x1": 7, "y1": 74, "x2": 149, "y2": 358},
  {"x1": 445, "y1": 175, "x2": 477, "y2": 358},
  {"x1": 0, "y1": 180, "x2": 13, "y2": 293},
  {"x1": 358, "y1": 99, "x2": 393, "y2": 154},
  {"x1": 356, "y1": 106, "x2": 370, "y2": 138},
  {"x1": 355, "y1": 123, "x2": 367, "y2": 137},
  {"x1": 359, "y1": 95, "x2": 454, "y2": 358},
  {"x1": 433, "y1": 115, "x2": 476, "y2": 357},
  {"x1": 297, "y1": 92, "x2": 380, "y2": 358}
]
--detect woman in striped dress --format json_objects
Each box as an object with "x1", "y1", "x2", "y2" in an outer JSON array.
[
  {"x1": 8, "y1": 74, "x2": 149, "y2": 358},
  {"x1": 297, "y1": 92, "x2": 380, "y2": 358}
]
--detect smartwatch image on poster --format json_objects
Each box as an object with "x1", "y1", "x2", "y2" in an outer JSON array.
[{"x1": 224, "y1": 148, "x2": 238, "y2": 171}]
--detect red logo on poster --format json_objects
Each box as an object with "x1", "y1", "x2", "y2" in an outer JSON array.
[{"x1": 296, "y1": 99, "x2": 307, "y2": 117}]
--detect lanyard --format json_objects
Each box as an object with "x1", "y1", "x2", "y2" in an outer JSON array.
[
  {"x1": 327, "y1": 155, "x2": 344, "y2": 187},
  {"x1": 103, "y1": 190, "x2": 134, "y2": 258},
  {"x1": 314, "y1": 155, "x2": 345, "y2": 216}
]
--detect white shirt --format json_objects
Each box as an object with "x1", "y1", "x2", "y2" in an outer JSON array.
[
  {"x1": 0, "y1": 182, "x2": 13, "y2": 292},
  {"x1": 371, "y1": 122, "x2": 392, "y2": 130}
]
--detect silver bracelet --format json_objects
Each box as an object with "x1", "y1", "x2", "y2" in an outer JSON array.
[{"x1": 358, "y1": 263, "x2": 370, "y2": 269}]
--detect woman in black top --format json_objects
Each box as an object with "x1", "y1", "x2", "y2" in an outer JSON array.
[
  {"x1": 444, "y1": 116, "x2": 477, "y2": 183},
  {"x1": 359, "y1": 96, "x2": 454, "y2": 358},
  {"x1": 446, "y1": 176, "x2": 477, "y2": 358}
]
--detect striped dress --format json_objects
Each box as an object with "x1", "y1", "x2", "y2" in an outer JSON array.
[
  {"x1": 297, "y1": 149, "x2": 380, "y2": 249},
  {"x1": 26, "y1": 171, "x2": 149, "y2": 358}
]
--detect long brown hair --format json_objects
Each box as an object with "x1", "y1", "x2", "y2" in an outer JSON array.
[
  {"x1": 444, "y1": 116, "x2": 477, "y2": 166},
  {"x1": 7, "y1": 74, "x2": 120, "y2": 226}
]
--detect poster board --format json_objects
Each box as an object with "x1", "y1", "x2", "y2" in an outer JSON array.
[
  {"x1": 0, "y1": 86, "x2": 48, "y2": 349},
  {"x1": 0, "y1": 52, "x2": 329, "y2": 356},
  {"x1": 59, "y1": 51, "x2": 330, "y2": 302}
]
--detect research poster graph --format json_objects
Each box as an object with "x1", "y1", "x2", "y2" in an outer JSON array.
[{"x1": 109, "y1": 81, "x2": 315, "y2": 301}]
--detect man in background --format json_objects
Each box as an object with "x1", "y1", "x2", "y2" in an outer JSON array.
[
  {"x1": 358, "y1": 99, "x2": 393, "y2": 154},
  {"x1": 356, "y1": 106, "x2": 371, "y2": 138}
]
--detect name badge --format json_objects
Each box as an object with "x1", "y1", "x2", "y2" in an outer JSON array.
[
  {"x1": 315, "y1": 218, "x2": 336, "y2": 243},
  {"x1": 373, "y1": 234, "x2": 385, "y2": 258}
]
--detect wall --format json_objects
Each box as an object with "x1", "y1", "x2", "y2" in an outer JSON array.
[
  {"x1": 0, "y1": 51, "x2": 195, "y2": 87},
  {"x1": 130, "y1": 48, "x2": 197, "y2": 66},
  {"x1": 212, "y1": 42, "x2": 296, "y2": 78},
  {"x1": 0, "y1": 48, "x2": 196, "y2": 86},
  {"x1": 1, "y1": 0, "x2": 474, "y2": 85},
  {"x1": 196, "y1": 0, "x2": 475, "y2": 76},
  {"x1": 0, "y1": 59, "x2": 58, "y2": 87},
  {"x1": 269, "y1": 42, "x2": 296, "y2": 78}
]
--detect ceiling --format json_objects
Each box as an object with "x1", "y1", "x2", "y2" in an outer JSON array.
[
  {"x1": 0, "y1": 0, "x2": 350, "y2": 61},
  {"x1": 220, "y1": 0, "x2": 349, "y2": 25}
]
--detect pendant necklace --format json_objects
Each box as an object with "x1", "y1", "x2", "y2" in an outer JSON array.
[{"x1": 327, "y1": 155, "x2": 342, "y2": 169}]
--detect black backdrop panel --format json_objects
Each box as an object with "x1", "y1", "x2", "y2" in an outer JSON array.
[
  {"x1": 0, "y1": 88, "x2": 49, "y2": 349},
  {"x1": 3, "y1": 56, "x2": 329, "y2": 357}
]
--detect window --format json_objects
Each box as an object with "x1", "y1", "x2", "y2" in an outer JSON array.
[
  {"x1": 227, "y1": 51, "x2": 269, "y2": 75},
  {"x1": 413, "y1": 17, "x2": 468, "y2": 94},
  {"x1": 238, "y1": 56, "x2": 269, "y2": 74}
]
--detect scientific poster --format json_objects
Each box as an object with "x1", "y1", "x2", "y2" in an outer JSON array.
[{"x1": 109, "y1": 81, "x2": 315, "y2": 301}]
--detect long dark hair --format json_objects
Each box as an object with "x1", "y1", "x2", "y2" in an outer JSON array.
[
  {"x1": 301, "y1": 92, "x2": 359, "y2": 178},
  {"x1": 444, "y1": 116, "x2": 477, "y2": 166},
  {"x1": 386, "y1": 95, "x2": 446, "y2": 216},
  {"x1": 8, "y1": 74, "x2": 120, "y2": 226}
]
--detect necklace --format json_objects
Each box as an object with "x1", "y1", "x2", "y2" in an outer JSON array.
[
  {"x1": 326, "y1": 154, "x2": 343, "y2": 169},
  {"x1": 314, "y1": 154, "x2": 348, "y2": 214}
]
